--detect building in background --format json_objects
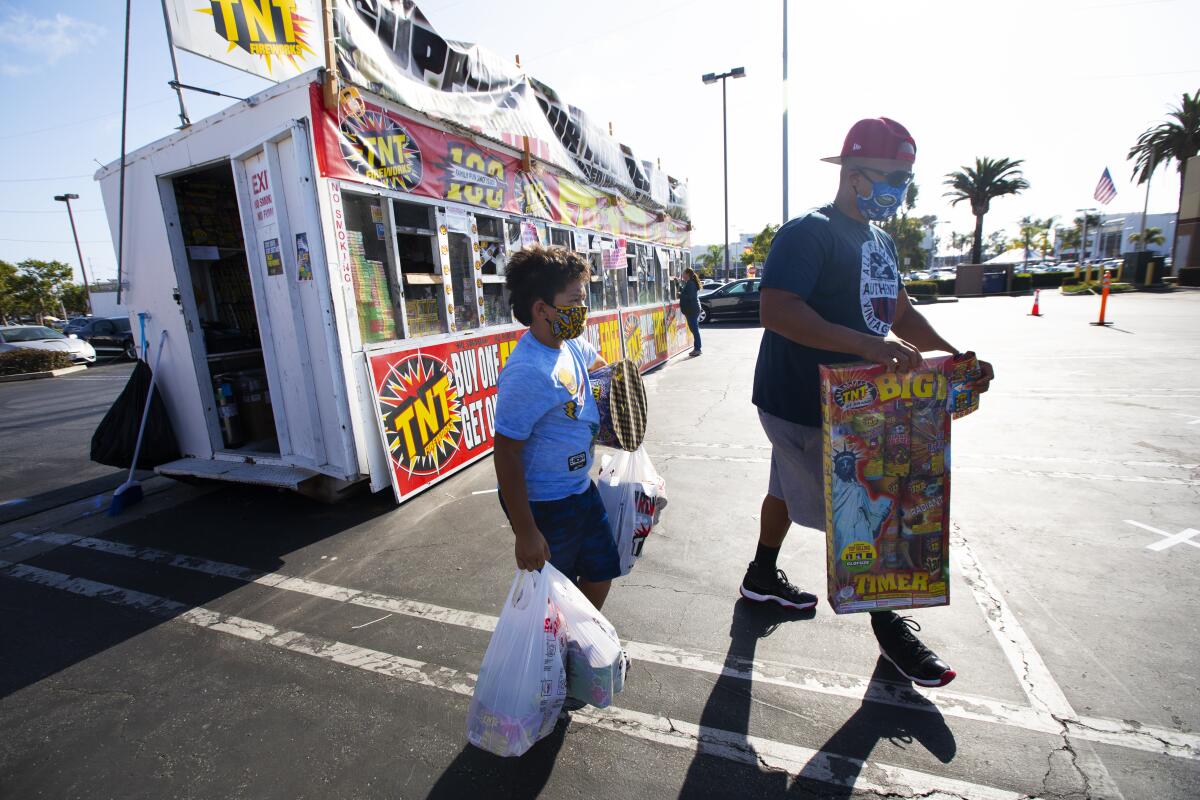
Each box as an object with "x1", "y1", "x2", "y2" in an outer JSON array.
[
  {"x1": 1176, "y1": 156, "x2": 1199, "y2": 270},
  {"x1": 86, "y1": 279, "x2": 127, "y2": 319},
  {"x1": 1056, "y1": 212, "x2": 1176, "y2": 261}
]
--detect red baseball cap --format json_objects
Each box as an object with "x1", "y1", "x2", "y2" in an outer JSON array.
[{"x1": 822, "y1": 118, "x2": 916, "y2": 165}]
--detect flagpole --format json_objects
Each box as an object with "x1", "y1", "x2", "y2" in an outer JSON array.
[
  {"x1": 159, "y1": 0, "x2": 191, "y2": 128},
  {"x1": 321, "y1": 0, "x2": 340, "y2": 111}
]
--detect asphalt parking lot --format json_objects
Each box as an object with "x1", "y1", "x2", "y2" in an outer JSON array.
[
  {"x1": 0, "y1": 360, "x2": 136, "y2": 518},
  {"x1": 2, "y1": 289, "x2": 1198, "y2": 799}
]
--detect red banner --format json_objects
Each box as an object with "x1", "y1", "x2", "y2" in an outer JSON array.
[
  {"x1": 311, "y1": 85, "x2": 689, "y2": 248},
  {"x1": 369, "y1": 309, "x2": 646, "y2": 501}
]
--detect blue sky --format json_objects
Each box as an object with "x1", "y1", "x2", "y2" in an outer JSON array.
[{"x1": 1, "y1": 0, "x2": 1198, "y2": 283}]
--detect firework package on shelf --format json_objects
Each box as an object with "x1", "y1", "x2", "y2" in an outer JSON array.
[
  {"x1": 597, "y1": 447, "x2": 667, "y2": 577},
  {"x1": 819, "y1": 353, "x2": 983, "y2": 614}
]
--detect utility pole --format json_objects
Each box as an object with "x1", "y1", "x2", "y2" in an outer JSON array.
[
  {"x1": 781, "y1": 0, "x2": 788, "y2": 224},
  {"x1": 1137, "y1": 155, "x2": 1155, "y2": 251},
  {"x1": 54, "y1": 193, "x2": 93, "y2": 316},
  {"x1": 702, "y1": 67, "x2": 747, "y2": 282}
]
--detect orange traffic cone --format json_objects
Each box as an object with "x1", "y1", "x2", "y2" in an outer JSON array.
[
  {"x1": 1090, "y1": 271, "x2": 1114, "y2": 327},
  {"x1": 1028, "y1": 290, "x2": 1042, "y2": 317}
]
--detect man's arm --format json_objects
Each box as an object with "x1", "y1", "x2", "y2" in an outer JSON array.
[
  {"x1": 890, "y1": 288, "x2": 957, "y2": 354},
  {"x1": 890, "y1": 289, "x2": 995, "y2": 393},
  {"x1": 493, "y1": 434, "x2": 551, "y2": 571},
  {"x1": 759, "y1": 287, "x2": 923, "y2": 372}
]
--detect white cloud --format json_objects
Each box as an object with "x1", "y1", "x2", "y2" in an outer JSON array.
[
  {"x1": 0, "y1": 63, "x2": 32, "y2": 76},
  {"x1": 0, "y1": 11, "x2": 105, "y2": 65}
]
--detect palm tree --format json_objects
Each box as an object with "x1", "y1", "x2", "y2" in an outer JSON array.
[
  {"x1": 1056, "y1": 226, "x2": 1081, "y2": 260},
  {"x1": 1129, "y1": 226, "x2": 1166, "y2": 248},
  {"x1": 1128, "y1": 90, "x2": 1200, "y2": 259},
  {"x1": 1073, "y1": 213, "x2": 1101, "y2": 262},
  {"x1": 944, "y1": 157, "x2": 1030, "y2": 263}
]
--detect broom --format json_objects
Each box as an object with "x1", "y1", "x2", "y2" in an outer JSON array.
[{"x1": 110, "y1": 329, "x2": 167, "y2": 516}]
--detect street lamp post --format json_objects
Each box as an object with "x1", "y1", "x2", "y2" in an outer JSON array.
[
  {"x1": 702, "y1": 66, "x2": 746, "y2": 282},
  {"x1": 54, "y1": 193, "x2": 93, "y2": 316}
]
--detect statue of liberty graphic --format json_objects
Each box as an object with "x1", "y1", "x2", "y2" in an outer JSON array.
[{"x1": 831, "y1": 446, "x2": 893, "y2": 561}]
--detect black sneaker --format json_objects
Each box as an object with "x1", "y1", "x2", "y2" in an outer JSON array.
[
  {"x1": 871, "y1": 612, "x2": 956, "y2": 687},
  {"x1": 739, "y1": 562, "x2": 817, "y2": 610}
]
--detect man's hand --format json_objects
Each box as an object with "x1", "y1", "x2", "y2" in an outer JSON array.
[
  {"x1": 859, "y1": 337, "x2": 923, "y2": 373},
  {"x1": 514, "y1": 527, "x2": 551, "y2": 572},
  {"x1": 975, "y1": 359, "x2": 995, "y2": 394}
]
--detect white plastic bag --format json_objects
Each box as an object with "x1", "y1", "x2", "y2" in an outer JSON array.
[
  {"x1": 544, "y1": 563, "x2": 629, "y2": 708},
  {"x1": 466, "y1": 569, "x2": 567, "y2": 757},
  {"x1": 597, "y1": 446, "x2": 667, "y2": 576}
]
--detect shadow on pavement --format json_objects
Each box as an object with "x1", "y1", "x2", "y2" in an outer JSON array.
[
  {"x1": 0, "y1": 484, "x2": 398, "y2": 700},
  {"x1": 676, "y1": 599, "x2": 955, "y2": 799},
  {"x1": 0, "y1": 470, "x2": 153, "y2": 525},
  {"x1": 425, "y1": 719, "x2": 568, "y2": 799}
]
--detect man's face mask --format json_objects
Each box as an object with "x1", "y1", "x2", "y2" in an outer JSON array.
[
  {"x1": 549, "y1": 304, "x2": 588, "y2": 340},
  {"x1": 855, "y1": 168, "x2": 913, "y2": 221}
]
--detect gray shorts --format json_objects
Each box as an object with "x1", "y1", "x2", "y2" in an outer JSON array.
[{"x1": 758, "y1": 408, "x2": 825, "y2": 530}]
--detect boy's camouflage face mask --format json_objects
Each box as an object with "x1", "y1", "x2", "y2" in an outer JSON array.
[{"x1": 550, "y1": 305, "x2": 588, "y2": 340}]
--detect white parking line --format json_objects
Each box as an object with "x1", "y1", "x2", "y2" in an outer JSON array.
[
  {"x1": 955, "y1": 531, "x2": 1125, "y2": 799},
  {"x1": 1125, "y1": 520, "x2": 1200, "y2": 552},
  {"x1": 6, "y1": 530, "x2": 1196, "y2": 762},
  {"x1": 0, "y1": 558, "x2": 1027, "y2": 800}
]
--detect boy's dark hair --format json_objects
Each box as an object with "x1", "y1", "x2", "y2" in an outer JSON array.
[{"x1": 505, "y1": 246, "x2": 590, "y2": 326}]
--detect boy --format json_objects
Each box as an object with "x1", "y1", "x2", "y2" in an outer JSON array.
[{"x1": 494, "y1": 246, "x2": 617, "y2": 610}]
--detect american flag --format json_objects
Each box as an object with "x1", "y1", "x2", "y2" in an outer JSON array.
[{"x1": 1094, "y1": 168, "x2": 1117, "y2": 205}]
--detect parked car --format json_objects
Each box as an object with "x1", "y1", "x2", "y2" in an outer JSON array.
[
  {"x1": 0, "y1": 325, "x2": 97, "y2": 364},
  {"x1": 63, "y1": 316, "x2": 94, "y2": 337},
  {"x1": 700, "y1": 279, "x2": 725, "y2": 291},
  {"x1": 75, "y1": 316, "x2": 136, "y2": 360},
  {"x1": 698, "y1": 278, "x2": 762, "y2": 324}
]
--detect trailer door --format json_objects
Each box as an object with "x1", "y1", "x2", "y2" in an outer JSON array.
[{"x1": 232, "y1": 124, "x2": 352, "y2": 477}]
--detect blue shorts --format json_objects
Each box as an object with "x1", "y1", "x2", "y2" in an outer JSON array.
[{"x1": 501, "y1": 483, "x2": 621, "y2": 583}]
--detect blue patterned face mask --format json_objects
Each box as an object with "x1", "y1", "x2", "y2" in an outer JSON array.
[{"x1": 855, "y1": 169, "x2": 912, "y2": 221}]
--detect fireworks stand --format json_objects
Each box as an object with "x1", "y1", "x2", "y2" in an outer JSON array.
[{"x1": 96, "y1": 67, "x2": 693, "y2": 502}]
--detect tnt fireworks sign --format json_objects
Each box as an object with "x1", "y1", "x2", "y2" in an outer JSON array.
[
  {"x1": 367, "y1": 330, "x2": 523, "y2": 500},
  {"x1": 166, "y1": 0, "x2": 325, "y2": 81}
]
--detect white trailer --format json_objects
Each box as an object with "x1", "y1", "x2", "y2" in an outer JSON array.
[{"x1": 97, "y1": 73, "x2": 693, "y2": 502}]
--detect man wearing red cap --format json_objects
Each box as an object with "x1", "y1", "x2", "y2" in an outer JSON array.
[{"x1": 740, "y1": 117, "x2": 993, "y2": 687}]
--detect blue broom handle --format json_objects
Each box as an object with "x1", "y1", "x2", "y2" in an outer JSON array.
[{"x1": 127, "y1": 329, "x2": 167, "y2": 482}]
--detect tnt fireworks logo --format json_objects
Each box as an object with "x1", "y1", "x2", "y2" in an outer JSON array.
[
  {"x1": 197, "y1": 0, "x2": 317, "y2": 71},
  {"x1": 378, "y1": 354, "x2": 462, "y2": 477},
  {"x1": 339, "y1": 102, "x2": 424, "y2": 191},
  {"x1": 833, "y1": 379, "x2": 878, "y2": 411}
]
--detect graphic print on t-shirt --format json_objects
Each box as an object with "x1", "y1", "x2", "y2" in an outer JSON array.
[{"x1": 859, "y1": 238, "x2": 898, "y2": 334}]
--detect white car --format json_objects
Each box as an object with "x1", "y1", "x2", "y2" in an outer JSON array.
[{"x1": 0, "y1": 325, "x2": 97, "y2": 364}]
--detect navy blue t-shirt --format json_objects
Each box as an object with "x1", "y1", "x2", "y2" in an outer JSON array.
[{"x1": 752, "y1": 204, "x2": 900, "y2": 426}]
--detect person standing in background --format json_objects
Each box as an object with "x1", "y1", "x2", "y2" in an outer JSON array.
[{"x1": 680, "y1": 268, "x2": 703, "y2": 357}]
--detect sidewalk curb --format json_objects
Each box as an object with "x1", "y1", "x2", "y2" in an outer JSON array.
[{"x1": 0, "y1": 364, "x2": 89, "y2": 383}]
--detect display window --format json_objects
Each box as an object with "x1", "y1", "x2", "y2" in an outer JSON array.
[
  {"x1": 477, "y1": 214, "x2": 511, "y2": 325},
  {"x1": 447, "y1": 230, "x2": 480, "y2": 330},
  {"x1": 340, "y1": 193, "x2": 401, "y2": 342},
  {"x1": 391, "y1": 200, "x2": 447, "y2": 338}
]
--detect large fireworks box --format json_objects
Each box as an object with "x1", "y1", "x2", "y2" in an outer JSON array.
[{"x1": 820, "y1": 354, "x2": 981, "y2": 614}]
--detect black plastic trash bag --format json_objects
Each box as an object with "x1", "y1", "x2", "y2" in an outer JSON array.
[{"x1": 91, "y1": 360, "x2": 180, "y2": 469}]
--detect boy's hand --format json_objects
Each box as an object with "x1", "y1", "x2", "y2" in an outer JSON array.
[{"x1": 514, "y1": 527, "x2": 551, "y2": 572}]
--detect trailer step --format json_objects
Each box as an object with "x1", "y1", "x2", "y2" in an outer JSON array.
[{"x1": 155, "y1": 458, "x2": 319, "y2": 490}]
